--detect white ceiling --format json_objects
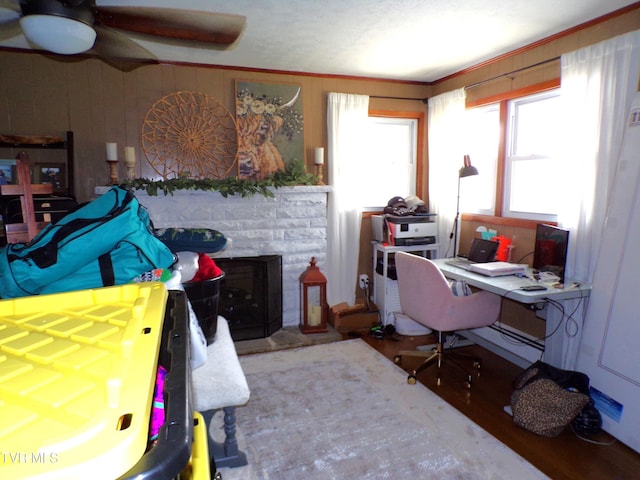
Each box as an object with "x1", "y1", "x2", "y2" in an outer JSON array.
[{"x1": 1, "y1": 0, "x2": 638, "y2": 82}]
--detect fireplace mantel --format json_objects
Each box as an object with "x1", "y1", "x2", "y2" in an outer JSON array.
[{"x1": 96, "y1": 185, "x2": 331, "y2": 330}]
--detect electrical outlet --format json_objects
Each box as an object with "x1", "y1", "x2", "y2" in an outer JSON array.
[{"x1": 359, "y1": 274, "x2": 369, "y2": 290}]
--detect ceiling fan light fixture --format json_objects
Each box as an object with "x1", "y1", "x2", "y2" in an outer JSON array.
[{"x1": 20, "y1": 15, "x2": 96, "y2": 55}]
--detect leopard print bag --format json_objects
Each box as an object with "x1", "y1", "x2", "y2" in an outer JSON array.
[{"x1": 510, "y1": 361, "x2": 590, "y2": 437}]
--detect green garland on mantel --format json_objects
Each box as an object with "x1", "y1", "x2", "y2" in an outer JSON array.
[{"x1": 125, "y1": 160, "x2": 318, "y2": 198}]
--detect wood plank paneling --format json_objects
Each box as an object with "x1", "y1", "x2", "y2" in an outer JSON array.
[
  {"x1": 31, "y1": 58, "x2": 68, "y2": 134},
  {"x1": 5, "y1": 54, "x2": 36, "y2": 133},
  {"x1": 102, "y1": 63, "x2": 127, "y2": 182},
  {"x1": 65, "y1": 61, "x2": 97, "y2": 193}
]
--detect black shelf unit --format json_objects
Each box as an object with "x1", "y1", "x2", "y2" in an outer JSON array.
[{"x1": 0, "y1": 131, "x2": 74, "y2": 197}]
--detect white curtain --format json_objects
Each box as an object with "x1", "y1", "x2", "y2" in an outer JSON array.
[
  {"x1": 427, "y1": 89, "x2": 467, "y2": 258},
  {"x1": 557, "y1": 30, "x2": 640, "y2": 369},
  {"x1": 559, "y1": 30, "x2": 640, "y2": 284},
  {"x1": 326, "y1": 93, "x2": 370, "y2": 307}
]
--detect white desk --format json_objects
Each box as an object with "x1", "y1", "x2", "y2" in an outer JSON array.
[{"x1": 433, "y1": 259, "x2": 591, "y2": 369}]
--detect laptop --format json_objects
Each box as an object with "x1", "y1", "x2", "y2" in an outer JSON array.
[
  {"x1": 445, "y1": 238, "x2": 499, "y2": 270},
  {"x1": 468, "y1": 261, "x2": 526, "y2": 277}
]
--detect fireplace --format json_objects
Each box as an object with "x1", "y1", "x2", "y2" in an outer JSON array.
[
  {"x1": 103, "y1": 185, "x2": 330, "y2": 329},
  {"x1": 215, "y1": 255, "x2": 283, "y2": 341}
]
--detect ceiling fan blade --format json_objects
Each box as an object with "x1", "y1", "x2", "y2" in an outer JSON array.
[
  {"x1": 0, "y1": 0, "x2": 19, "y2": 12},
  {"x1": 94, "y1": 7, "x2": 246, "y2": 47},
  {"x1": 0, "y1": 0, "x2": 21, "y2": 41},
  {"x1": 91, "y1": 24, "x2": 157, "y2": 61},
  {"x1": 0, "y1": 18, "x2": 21, "y2": 41}
]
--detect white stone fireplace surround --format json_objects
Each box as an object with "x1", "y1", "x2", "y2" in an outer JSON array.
[{"x1": 107, "y1": 186, "x2": 330, "y2": 330}]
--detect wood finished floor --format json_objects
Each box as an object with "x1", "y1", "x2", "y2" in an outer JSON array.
[{"x1": 351, "y1": 332, "x2": 640, "y2": 480}]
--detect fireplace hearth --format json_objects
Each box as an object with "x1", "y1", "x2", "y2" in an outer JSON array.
[
  {"x1": 215, "y1": 255, "x2": 283, "y2": 341},
  {"x1": 112, "y1": 186, "x2": 330, "y2": 328}
]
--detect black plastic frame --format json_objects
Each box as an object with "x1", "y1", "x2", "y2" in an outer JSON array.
[{"x1": 119, "y1": 290, "x2": 193, "y2": 480}]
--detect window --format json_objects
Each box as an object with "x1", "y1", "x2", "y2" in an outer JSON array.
[
  {"x1": 461, "y1": 104, "x2": 499, "y2": 215},
  {"x1": 465, "y1": 87, "x2": 561, "y2": 222},
  {"x1": 504, "y1": 90, "x2": 561, "y2": 221},
  {"x1": 361, "y1": 115, "x2": 418, "y2": 209}
]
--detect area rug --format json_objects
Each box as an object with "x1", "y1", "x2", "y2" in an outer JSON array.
[{"x1": 212, "y1": 339, "x2": 548, "y2": 480}]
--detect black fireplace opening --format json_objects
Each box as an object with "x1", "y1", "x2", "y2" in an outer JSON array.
[{"x1": 214, "y1": 255, "x2": 283, "y2": 341}]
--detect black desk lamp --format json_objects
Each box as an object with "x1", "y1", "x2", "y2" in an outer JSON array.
[{"x1": 450, "y1": 155, "x2": 479, "y2": 257}]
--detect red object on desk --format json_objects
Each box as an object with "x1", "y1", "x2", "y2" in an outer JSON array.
[{"x1": 492, "y1": 236, "x2": 512, "y2": 261}]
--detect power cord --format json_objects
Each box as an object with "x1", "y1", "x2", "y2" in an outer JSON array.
[
  {"x1": 363, "y1": 283, "x2": 373, "y2": 311},
  {"x1": 493, "y1": 291, "x2": 560, "y2": 355},
  {"x1": 570, "y1": 424, "x2": 617, "y2": 446},
  {"x1": 513, "y1": 250, "x2": 534, "y2": 264}
]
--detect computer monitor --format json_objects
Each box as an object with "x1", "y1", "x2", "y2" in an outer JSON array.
[{"x1": 533, "y1": 224, "x2": 569, "y2": 283}]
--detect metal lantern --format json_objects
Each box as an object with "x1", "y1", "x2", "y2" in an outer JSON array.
[{"x1": 299, "y1": 257, "x2": 328, "y2": 333}]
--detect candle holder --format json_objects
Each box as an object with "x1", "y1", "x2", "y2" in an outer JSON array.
[
  {"x1": 314, "y1": 147, "x2": 325, "y2": 185},
  {"x1": 105, "y1": 142, "x2": 119, "y2": 185},
  {"x1": 125, "y1": 164, "x2": 136, "y2": 180},
  {"x1": 315, "y1": 163, "x2": 325, "y2": 185},
  {"x1": 107, "y1": 160, "x2": 119, "y2": 185},
  {"x1": 299, "y1": 257, "x2": 328, "y2": 334},
  {"x1": 124, "y1": 146, "x2": 137, "y2": 180}
]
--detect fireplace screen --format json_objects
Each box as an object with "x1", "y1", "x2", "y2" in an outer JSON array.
[{"x1": 214, "y1": 255, "x2": 283, "y2": 341}]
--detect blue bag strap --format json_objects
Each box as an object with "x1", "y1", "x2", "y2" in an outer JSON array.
[{"x1": 98, "y1": 252, "x2": 115, "y2": 286}]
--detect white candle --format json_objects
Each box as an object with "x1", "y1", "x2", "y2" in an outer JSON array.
[
  {"x1": 106, "y1": 142, "x2": 118, "y2": 160},
  {"x1": 308, "y1": 305, "x2": 322, "y2": 326},
  {"x1": 314, "y1": 147, "x2": 324, "y2": 165},
  {"x1": 124, "y1": 146, "x2": 136, "y2": 167}
]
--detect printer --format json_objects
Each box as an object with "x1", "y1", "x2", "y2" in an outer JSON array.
[{"x1": 372, "y1": 214, "x2": 437, "y2": 246}]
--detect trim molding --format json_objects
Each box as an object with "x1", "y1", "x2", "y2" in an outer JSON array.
[
  {"x1": 466, "y1": 79, "x2": 561, "y2": 108},
  {"x1": 433, "y1": 2, "x2": 640, "y2": 85},
  {"x1": 461, "y1": 213, "x2": 557, "y2": 229}
]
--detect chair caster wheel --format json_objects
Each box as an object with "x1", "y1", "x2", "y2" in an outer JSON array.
[
  {"x1": 407, "y1": 375, "x2": 417, "y2": 385},
  {"x1": 394, "y1": 355, "x2": 401, "y2": 365}
]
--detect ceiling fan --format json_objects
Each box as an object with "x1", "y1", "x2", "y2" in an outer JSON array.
[{"x1": 0, "y1": 0, "x2": 246, "y2": 62}]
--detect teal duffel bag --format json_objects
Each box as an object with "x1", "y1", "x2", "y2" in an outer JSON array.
[{"x1": 0, "y1": 185, "x2": 175, "y2": 298}]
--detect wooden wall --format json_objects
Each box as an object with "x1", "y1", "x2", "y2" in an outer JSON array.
[
  {"x1": 0, "y1": 7, "x2": 635, "y2": 204},
  {"x1": 423, "y1": 6, "x2": 639, "y2": 337},
  {"x1": 432, "y1": 5, "x2": 639, "y2": 99},
  {"x1": 0, "y1": 52, "x2": 430, "y2": 203},
  {"x1": 432, "y1": 5, "x2": 639, "y2": 255}
]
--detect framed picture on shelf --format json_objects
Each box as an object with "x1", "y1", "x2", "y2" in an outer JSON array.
[
  {"x1": 34, "y1": 163, "x2": 66, "y2": 194},
  {"x1": 235, "y1": 80, "x2": 304, "y2": 179},
  {"x1": 0, "y1": 159, "x2": 17, "y2": 186}
]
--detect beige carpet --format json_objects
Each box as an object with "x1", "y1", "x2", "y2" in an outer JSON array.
[{"x1": 212, "y1": 339, "x2": 548, "y2": 480}]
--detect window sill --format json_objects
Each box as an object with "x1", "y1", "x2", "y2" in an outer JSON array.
[{"x1": 461, "y1": 213, "x2": 556, "y2": 229}]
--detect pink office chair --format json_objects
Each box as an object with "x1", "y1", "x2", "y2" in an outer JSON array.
[{"x1": 393, "y1": 251, "x2": 501, "y2": 388}]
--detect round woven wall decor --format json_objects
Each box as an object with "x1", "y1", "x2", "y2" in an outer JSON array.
[{"x1": 141, "y1": 91, "x2": 237, "y2": 179}]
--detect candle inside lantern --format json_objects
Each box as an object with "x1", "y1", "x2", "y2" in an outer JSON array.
[
  {"x1": 124, "y1": 146, "x2": 136, "y2": 167},
  {"x1": 314, "y1": 147, "x2": 324, "y2": 165},
  {"x1": 308, "y1": 305, "x2": 322, "y2": 326},
  {"x1": 106, "y1": 142, "x2": 118, "y2": 161}
]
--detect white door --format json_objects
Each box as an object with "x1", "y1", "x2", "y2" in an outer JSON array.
[{"x1": 576, "y1": 93, "x2": 640, "y2": 453}]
